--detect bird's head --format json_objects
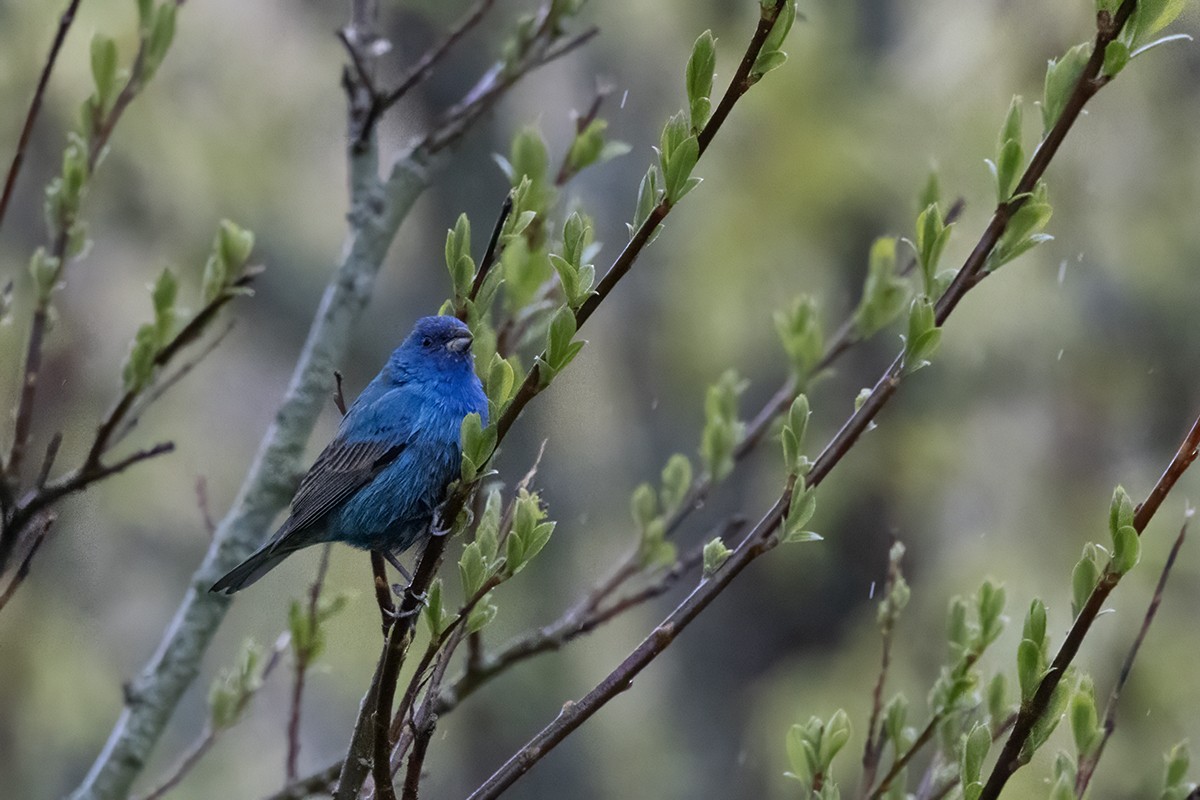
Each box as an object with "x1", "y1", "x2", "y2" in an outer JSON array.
[{"x1": 390, "y1": 315, "x2": 477, "y2": 378}]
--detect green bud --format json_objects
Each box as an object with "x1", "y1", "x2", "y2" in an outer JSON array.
[
  {"x1": 702, "y1": 537, "x2": 731, "y2": 577},
  {"x1": 660, "y1": 454, "x2": 693, "y2": 517},
  {"x1": 685, "y1": 30, "x2": 716, "y2": 131},
  {"x1": 1042, "y1": 43, "x2": 1092, "y2": 135}
]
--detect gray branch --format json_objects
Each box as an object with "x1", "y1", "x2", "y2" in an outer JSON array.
[{"x1": 68, "y1": 142, "x2": 433, "y2": 800}]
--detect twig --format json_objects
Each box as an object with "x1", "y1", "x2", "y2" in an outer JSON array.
[
  {"x1": 0, "y1": 0, "x2": 83, "y2": 235},
  {"x1": 287, "y1": 544, "x2": 333, "y2": 782},
  {"x1": 1075, "y1": 513, "x2": 1191, "y2": 795},
  {"x1": 979, "y1": 410, "x2": 1200, "y2": 799},
  {"x1": 136, "y1": 727, "x2": 217, "y2": 800},
  {"x1": 422, "y1": 26, "x2": 600, "y2": 155},
  {"x1": 133, "y1": 635, "x2": 289, "y2": 800},
  {"x1": 463, "y1": 1, "x2": 1161, "y2": 788},
  {"x1": 0, "y1": 513, "x2": 55, "y2": 613},
  {"x1": 859, "y1": 543, "x2": 905, "y2": 796},
  {"x1": 266, "y1": 762, "x2": 342, "y2": 800},
  {"x1": 465, "y1": 193, "x2": 514, "y2": 309},
  {"x1": 372, "y1": 551, "x2": 397, "y2": 636},
  {"x1": 195, "y1": 477, "x2": 217, "y2": 537}
]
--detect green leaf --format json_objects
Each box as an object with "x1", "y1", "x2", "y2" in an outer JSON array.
[
  {"x1": 486, "y1": 353, "x2": 515, "y2": 413},
  {"x1": 1111, "y1": 524, "x2": 1141, "y2": 575},
  {"x1": 1165, "y1": 740, "x2": 1191, "y2": 788},
  {"x1": 630, "y1": 165, "x2": 662, "y2": 238},
  {"x1": 151, "y1": 268, "x2": 178, "y2": 343},
  {"x1": 90, "y1": 34, "x2": 119, "y2": 110},
  {"x1": 217, "y1": 219, "x2": 255, "y2": 275},
  {"x1": 459, "y1": 541, "x2": 488, "y2": 597},
  {"x1": 883, "y1": 694, "x2": 908, "y2": 746},
  {"x1": 466, "y1": 594, "x2": 498, "y2": 633},
  {"x1": 987, "y1": 673, "x2": 1010, "y2": 726},
  {"x1": 976, "y1": 579, "x2": 1007, "y2": 647},
  {"x1": 631, "y1": 482, "x2": 658, "y2": 531},
  {"x1": 854, "y1": 237, "x2": 909, "y2": 337},
  {"x1": 1021, "y1": 679, "x2": 1068, "y2": 762},
  {"x1": 819, "y1": 709, "x2": 851, "y2": 768},
  {"x1": 1017, "y1": 638, "x2": 1043, "y2": 702},
  {"x1": 702, "y1": 537, "x2": 731, "y2": 577},
  {"x1": 659, "y1": 454, "x2": 693, "y2": 517},
  {"x1": 144, "y1": 2, "x2": 177, "y2": 81},
  {"x1": 565, "y1": 119, "x2": 608, "y2": 175},
  {"x1": 903, "y1": 296, "x2": 940, "y2": 373},
  {"x1": 1023, "y1": 598, "x2": 1048, "y2": 647},
  {"x1": 784, "y1": 478, "x2": 817, "y2": 538},
  {"x1": 915, "y1": 203, "x2": 951, "y2": 294},
  {"x1": 774, "y1": 295, "x2": 824, "y2": 378},
  {"x1": 1109, "y1": 485, "x2": 1135, "y2": 537},
  {"x1": 686, "y1": 30, "x2": 716, "y2": 131},
  {"x1": 664, "y1": 134, "x2": 700, "y2": 204},
  {"x1": 122, "y1": 323, "x2": 159, "y2": 393},
  {"x1": 423, "y1": 579, "x2": 447, "y2": 637},
  {"x1": 961, "y1": 722, "x2": 990, "y2": 785},
  {"x1": 992, "y1": 138, "x2": 1024, "y2": 203},
  {"x1": 1070, "y1": 675, "x2": 1100, "y2": 757},
  {"x1": 508, "y1": 126, "x2": 549, "y2": 187},
  {"x1": 752, "y1": 0, "x2": 796, "y2": 78},
  {"x1": 1042, "y1": 43, "x2": 1092, "y2": 136},
  {"x1": 1102, "y1": 40, "x2": 1131, "y2": 77},
  {"x1": 207, "y1": 639, "x2": 265, "y2": 730},
  {"x1": 1071, "y1": 548, "x2": 1100, "y2": 618}
]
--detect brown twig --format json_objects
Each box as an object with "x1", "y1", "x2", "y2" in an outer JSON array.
[
  {"x1": 287, "y1": 543, "x2": 333, "y2": 782},
  {"x1": 195, "y1": 477, "x2": 217, "y2": 537},
  {"x1": 859, "y1": 543, "x2": 905, "y2": 796},
  {"x1": 372, "y1": 550, "x2": 397, "y2": 636},
  {"x1": 0, "y1": 0, "x2": 83, "y2": 235},
  {"x1": 0, "y1": 513, "x2": 54, "y2": 612},
  {"x1": 1075, "y1": 513, "x2": 1191, "y2": 795},
  {"x1": 463, "y1": 2, "x2": 1160, "y2": 789},
  {"x1": 464, "y1": 193, "x2": 515, "y2": 311},
  {"x1": 979, "y1": 410, "x2": 1200, "y2": 799},
  {"x1": 134, "y1": 634, "x2": 288, "y2": 800}
]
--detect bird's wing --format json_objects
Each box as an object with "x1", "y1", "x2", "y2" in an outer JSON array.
[{"x1": 276, "y1": 437, "x2": 408, "y2": 539}]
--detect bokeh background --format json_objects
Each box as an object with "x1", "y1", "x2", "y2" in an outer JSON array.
[{"x1": 2, "y1": 0, "x2": 1200, "y2": 798}]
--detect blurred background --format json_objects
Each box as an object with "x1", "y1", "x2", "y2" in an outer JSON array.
[{"x1": 2, "y1": 0, "x2": 1200, "y2": 797}]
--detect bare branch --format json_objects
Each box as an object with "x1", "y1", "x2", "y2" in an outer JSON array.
[
  {"x1": 0, "y1": 513, "x2": 54, "y2": 613},
  {"x1": 0, "y1": 0, "x2": 83, "y2": 235}
]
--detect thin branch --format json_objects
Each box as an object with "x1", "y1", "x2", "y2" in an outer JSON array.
[
  {"x1": 195, "y1": 477, "x2": 217, "y2": 537},
  {"x1": 0, "y1": 0, "x2": 83, "y2": 235},
  {"x1": 422, "y1": 26, "x2": 601, "y2": 156},
  {"x1": 1074, "y1": 513, "x2": 1191, "y2": 796},
  {"x1": 979, "y1": 410, "x2": 1200, "y2": 799},
  {"x1": 372, "y1": 550, "x2": 397, "y2": 636},
  {"x1": 0, "y1": 513, "x2": 55, "y2": 613},
  {"x1": 859, "y1": 543, "x2": 905, "y2": 796},
  {"x1": 384, "y1": 0, "x2": 498, "y2": 109},
  {"x1": 135, "y1": 728, "x2": 217, "y2": 800},
  {"x1": 287, "y1": 544, "x2": 333, "y2": 782},
  {"x1": 462, "y1": 2, "x2": 1163, "y2": 788},
  {"x1": 465, "y1": 193, "x2": 514, "y2": 309},
  {"x1": 266, "y1": 762, "x2": 342, "y2": 800}
]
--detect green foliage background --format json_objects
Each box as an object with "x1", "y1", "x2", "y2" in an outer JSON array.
[{"x1": 1, "y1": 0, "x2": 1199, "y2": 797}]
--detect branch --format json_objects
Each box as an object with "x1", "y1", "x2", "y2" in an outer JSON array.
[
  {"x1": 0, "y1": 512, "x2": 54, "y2": 613},
  {"x1": 69, "y1": 134, "x2": 427, "y2": 800},
  {"x1": 287, "y1": 544, "x2": 333, "y2": 782},
  {"x1": 463, "y1": 2, "x2": 1162, "y2": 789},
  {"x1": 1075, "y1": 513, "x2": 1190, "y2": 795},
  {"x1": 978, "y1": 411, "x2": 1200, "y2": 799},
  {"x1": 0, "y1": 0, "x2": 82, "y2": 235}
]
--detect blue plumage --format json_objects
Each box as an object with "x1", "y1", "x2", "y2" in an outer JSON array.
[{"x1": 211, "y1": 316, "x2": 487, "y2": 594}]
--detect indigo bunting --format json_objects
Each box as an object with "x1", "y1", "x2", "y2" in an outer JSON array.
[{"x1": 211, "y1": 315, "x2": 487, "y2": 594}]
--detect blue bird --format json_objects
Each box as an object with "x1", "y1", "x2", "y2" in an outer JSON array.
[{"x1": 211, "y1": 316, "x2": 487, "y2": 594}]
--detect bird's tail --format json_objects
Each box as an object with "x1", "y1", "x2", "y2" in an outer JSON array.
[{"x1": 210, "y1": 543, "x2": 293, "y2": 594}]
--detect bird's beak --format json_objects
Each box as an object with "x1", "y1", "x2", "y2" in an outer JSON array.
[{"x1": 447, "y1": 332, "x2": 473, "y2": 353}]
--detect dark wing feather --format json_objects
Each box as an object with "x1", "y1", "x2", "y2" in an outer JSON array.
[{"x1": 276, "y1": 438, "x2": 407, "y2": 539}]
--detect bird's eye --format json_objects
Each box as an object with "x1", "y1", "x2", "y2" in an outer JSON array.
[{"x1": 422, "y1": 337, "x2": 433, "y2": 347}]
